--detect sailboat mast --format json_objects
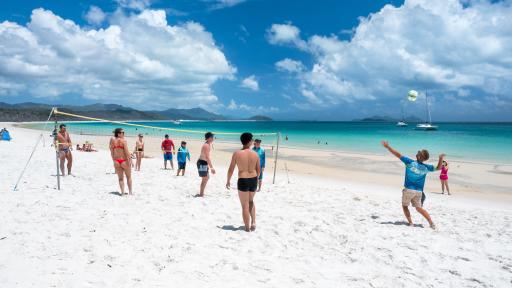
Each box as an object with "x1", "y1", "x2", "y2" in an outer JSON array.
[
  {"x1": 426, "y1": 90, "x2": 432, "y2": 124},
  {"x1": 424, "y1": 90, "x2": 430, "y2": 124}
]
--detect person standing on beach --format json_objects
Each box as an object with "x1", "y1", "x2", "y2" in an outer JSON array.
[
  {"x1": 227, "y1": 132, "x2": 261, "y2": 232},
  {"x1": 56, "y1": 124, "x2": 73, "y2": 176},
  {"x1": 196, "y1": 132, "x2": 215, "y2": 197},
  {"x1": 161, "y1": 134, "x2": 175, "y2": 170},
  {"x1": 381, "y1": 140, "x2": 444, "y2": 229},
  {"x1": 134, "y1": 134, "x2": 144, "y2": 171},
  {"x1": 176, "y1": 141, "x2": 191, "y2": 176},
  {"x1": 110, "y1": 128, "x2": 132, "y2": 195},
  {"x1": 440, "y1": 160, "x2": 450, "y2": 195},
  {"x1": 252, "y1": 139, "x2": 266, "y2": 192}
]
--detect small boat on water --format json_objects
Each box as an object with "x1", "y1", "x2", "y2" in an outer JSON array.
[
  {"x1": 173, "y1": 120, "x2": 182, "y2": 125},
  {"x1": 415, "y1": 90, "x2": 438, "y2": 131},
  {"x1": 397, "y1": 106, "x2": 408, "y2": 127}
]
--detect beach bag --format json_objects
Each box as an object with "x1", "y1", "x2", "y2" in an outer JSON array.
[{"x1": 1, "y1": 131, "x2": 11, "y2": 141}]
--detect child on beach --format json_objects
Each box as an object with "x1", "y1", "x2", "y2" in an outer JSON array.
[
  {"x1": 440, "y1": 160, "x2": 450, "y2": 195},
  {"x1": 381, "y1": 140, "x2": 445, "y2": 229},
  {"x1": 176, "y1": 141, "x2": 191, "y2": 176}
]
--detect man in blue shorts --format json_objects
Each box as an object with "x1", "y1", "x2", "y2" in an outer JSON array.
[
  {"x1": 161, "y1": 134, "x2": 175, "y2": 170},
  {"x1": 382, "y1": 140, "x2": 444, "y2": 229},
  {"x1": 252, "y1": 139, "x2": 266, "y2": 191}
]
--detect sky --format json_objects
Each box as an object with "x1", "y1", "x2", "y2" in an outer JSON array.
[{"x1": 0, "y1": 0, "x2": 511, "y2": 121}]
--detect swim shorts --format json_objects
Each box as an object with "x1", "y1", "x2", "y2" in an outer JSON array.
[
  {"x1": 402, "y1": 188, "x2": 422, "y2": 208},
  {"x1": 197, "y1": 159, "x2": 209, "y2": 177},
  {"x1": 237, "y1": 177, "x2": 258, "y2": 192},
  {"x1": 163, "y1": 152, "x2": 173, "y2": 161},
  {"x1": 178, "y1": 162, "x2": 186, "y2": 169}
]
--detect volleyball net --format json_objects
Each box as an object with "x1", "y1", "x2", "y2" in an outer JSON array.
[{"x1": 21, "y1": 108, "x2": 280, "y2": 190}]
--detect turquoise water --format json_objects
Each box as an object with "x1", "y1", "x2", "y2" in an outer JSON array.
[{"x1": 30, "y1": 121, "x2": 512, "y2": 164}]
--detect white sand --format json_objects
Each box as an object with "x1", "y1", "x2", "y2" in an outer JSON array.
[{"x1": 1, "y1": 124, "x2": 511, "y2": 287}]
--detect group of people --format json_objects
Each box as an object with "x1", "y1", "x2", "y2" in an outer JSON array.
[
  {"x1": 53, "y1": 123, "x2": 450, "y2": 232},
  {"x1": 106, "y1": 129, "x2": 266, "y2": 231}
]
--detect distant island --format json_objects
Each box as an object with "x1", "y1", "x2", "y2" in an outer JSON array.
[{"x1": 0, "y1": 102, "x2": 272, "y2": 122}]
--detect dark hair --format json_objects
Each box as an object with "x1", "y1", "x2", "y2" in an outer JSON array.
[
  {"x1": 114, "y1": 128, "x2": 124, "y2": 138},
  {"x1": 205, "y1": 132, "x2": 214, "y2": 140},
  {"x1": 165, "y1": 134, "x2": 169, "y2": 138},
  {"x1": 181, "y1": 141, "x2": 187, "y2": 145},
  {"x1": 420, "y1": 149, "x2": 430, "y2": 161},
  {"x1": 254, "y1": 139, "x2": 261, "y2": 143},
  {"x1": 240, "y1": 132, "x2": 253, "y2": 145},
  {"x1": 59, "y1": 124, "x2": 66, "y2": 129}
]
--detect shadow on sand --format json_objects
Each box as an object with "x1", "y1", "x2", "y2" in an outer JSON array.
[
  {"x1": 380, "y1": 221, "x2": 424, "y2": 228},
  {"x1": 218, "y1": 225, "x2": 246, "y2": 231},
  {"x1": 109, "y1": 191, "x2": 123, "y2": 197}
]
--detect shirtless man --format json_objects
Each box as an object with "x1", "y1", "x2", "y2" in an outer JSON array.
[
  {"x1": 196, "y1": 132, "x2": 216, "y2": 197},
  {"x1": 226, "y1": 132, "x2": 261, "y2": 232},
  {"x1": 56, "y1": 124, "x2": 73, "y2": 176}
]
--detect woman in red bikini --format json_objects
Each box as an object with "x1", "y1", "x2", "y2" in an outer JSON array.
[{"x1": 110, "y1": 128, "x2": 133, "y2": 195}]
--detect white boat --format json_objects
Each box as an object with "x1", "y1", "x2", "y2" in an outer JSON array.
[
  {"x1": 415, "y1": 90, "x2": 438, "y2": 131},
  {"x1": 173, "y1": 120, "x2": 182, "y2": 125},
  {"x1": 397, "y1": 106, "x2": 408, "y2": 126}
]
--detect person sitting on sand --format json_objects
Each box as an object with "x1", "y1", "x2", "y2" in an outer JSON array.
[
  {"x1": 56, "y1": 124, "x2": 73, "y2": 176},
  {"x1": 196, "y1": 132, "x2": 216, "y2": 197},
  {"x1": 381, "y1": 140, "x2": 444, "y2": 229},
  {"x1": 440, "y1": 160, "x2": 450, "y2": 195},
  {"x1": 227, "y1": 132, "x2": 261, "y2": 232},
  {"x1": 76, "y1": 144, "x2": 82, "y2": 151},
  {"x1": 134, "y1": 134, "x2": 144, "y2": 171},
  {"x1": 161, "y1": 134, "x2": 175, "y2": 170},
  {"x1": 252, "y1": 139, "x2": 265, "y2": 192},
  {"x1": 176, "y1": 141, "x2": 191, "y2": 176},
  {"x1": 110, "y1": 128, "x2": 132, "y2": 195}
]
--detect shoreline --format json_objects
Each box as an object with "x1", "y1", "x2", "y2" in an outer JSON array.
[{"x1": 14, "y1": 121, "x2": 512, "y2": 166}]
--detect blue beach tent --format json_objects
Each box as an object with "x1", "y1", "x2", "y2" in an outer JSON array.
[{"x1": 1, "y1": 130, "x2": 11, "y2": 141}]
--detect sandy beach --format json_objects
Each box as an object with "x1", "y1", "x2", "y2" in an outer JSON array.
[{"x1": 1, "y1": 123, "x2": 511, "y2": 287}]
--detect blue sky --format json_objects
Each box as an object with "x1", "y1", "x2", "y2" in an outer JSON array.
[{"x1": 0, "y1": 0, "x2": 511, "y2": 121}]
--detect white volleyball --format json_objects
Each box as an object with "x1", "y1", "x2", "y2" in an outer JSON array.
[{"x1": 408, "y1": 90, "x2": 418, "y2": 101}]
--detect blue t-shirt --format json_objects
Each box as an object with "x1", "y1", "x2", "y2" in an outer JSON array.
[
  {"x1": 252, "y1": 147, "x2": 266, "y2": 167},
  {"x1": 177, "y1": 146, "x2": 190, "y2": 163},
  {"x1": 400, "y1": 156, "x2": 435, "y2": 192}
]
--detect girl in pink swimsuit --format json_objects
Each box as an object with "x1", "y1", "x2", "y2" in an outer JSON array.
[{"x1": 440, "y1": 160, "x2": 450, "y2": 195}]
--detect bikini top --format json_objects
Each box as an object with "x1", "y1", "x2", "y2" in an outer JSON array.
[{"x1": 112, "y1": 139, "x2": 124, "y2": 150}]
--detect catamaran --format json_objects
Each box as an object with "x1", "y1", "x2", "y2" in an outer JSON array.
[{"x1": 415, "y1": 90, "x2": 438, "y2": 131}]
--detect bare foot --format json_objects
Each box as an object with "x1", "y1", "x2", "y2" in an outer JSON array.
[
  {"x1": 244, "y1": 227, "x2": 250, "y2": 232},
  {"x1": 250, "y1": 224, "x2": 256, "y2": 231},
  {"x1": 408, "y1": 222, "x2": 414, "y2": 227},
  {"x1": 430, "y1": 223, "x2": 436, "y2": 230},
  {"x1": 194, "y1": 194, "x2": 204, "y2": 198}
]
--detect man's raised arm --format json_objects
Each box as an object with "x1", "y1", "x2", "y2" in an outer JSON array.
[{"x1": 381, "y1": 140, "x2": 402, "y2": 159}]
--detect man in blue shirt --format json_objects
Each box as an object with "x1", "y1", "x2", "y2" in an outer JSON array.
[
  {"x1": 252, "y1": 139, "x2": 266, "y2": 191},
  {"x1": 382, "y1": 140, "x2": 444, "y2": 229},
  {"x1": 176, "y1": 141, "x2": 191, "y2": 176}
]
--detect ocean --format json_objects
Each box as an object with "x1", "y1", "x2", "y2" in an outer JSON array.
[{"x1": 27, "y1": 121, "x2": 512, "y2": 164}]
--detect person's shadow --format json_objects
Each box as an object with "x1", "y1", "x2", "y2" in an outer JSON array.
[
  {"x1": 109, "y1": 191, "x2": 123, "y2": 197},
  {"x1": 380, "y1": 221, "x2": 424, "y2": 228},
  {"x1": 218, "y1": 225, "x2": 246, "y2": 231}
]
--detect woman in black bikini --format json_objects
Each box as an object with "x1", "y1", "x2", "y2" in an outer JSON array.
[
  {"x1": 134, "y1": 133, "x2": 144, "y2": 171},
  {"x1": 110, "y1": 128, "x2": 132, "y2": 195}
]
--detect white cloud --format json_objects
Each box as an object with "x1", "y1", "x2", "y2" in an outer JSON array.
[
  {"x1": 115, "y1": 0, "x2": 152, "y2": 11},
  {"x1": 227, "y1": 99, "x2": 278, "y2": 113},
  {"x1": 275, "y1": 58, "x2": 304, "y2": 73},
  {"x1": 84, "y1": 6, "x2": 106, "y2": 26},
  {"x1": 269, "y1": 0, "x2": 512, "y2": 109},
  {"x1": 241, "y1": 75, "x2": 259, "y2": 91},
  {"x1": 209, "y1": 0, "x2": 247, "y2": 10},
  {"x1": 0, "y1": 8, "x2": 235, "y2": 109},
  {"x1": 266, "y1": 23, "x2": 307, "y2": 50}
]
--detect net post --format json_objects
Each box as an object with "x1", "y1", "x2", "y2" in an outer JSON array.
[
  {"x1": 53, "y1": 108, "x2": 61, "y2": 190},
  {"x1": 272, "y1": 132, "x2": 281, "y2": 184}
]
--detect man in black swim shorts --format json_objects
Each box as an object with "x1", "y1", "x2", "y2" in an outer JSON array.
[
  {"x1": 226, "y1": 132, "x2": 261, "y2": 232},
  {"x1": 196, "y1": 132, "x2": 215, "y2": 197}
]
